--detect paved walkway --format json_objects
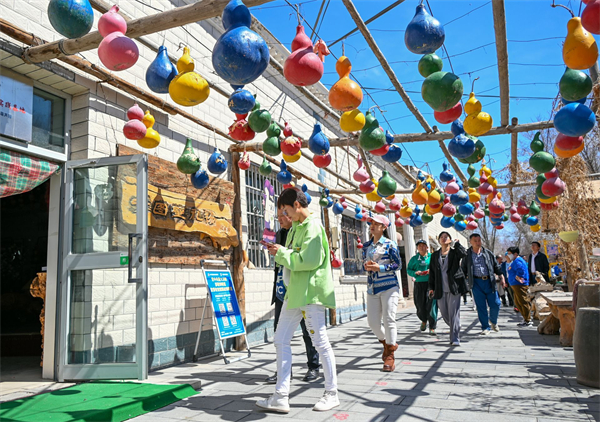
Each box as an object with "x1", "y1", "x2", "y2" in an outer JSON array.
[{"x1": 133, "y1": 301, "x2": 599, "y2": 422}]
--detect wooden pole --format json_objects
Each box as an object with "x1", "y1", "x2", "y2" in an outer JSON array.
[
  {"x1": 231, "y1": 152, "x2": 246, "y2": 350},
  {"x1": 509, "y1": 117, "x2": 519, "y2": 188},
  {"x1": 322, "y1": 208, "x2": 337, "y2": 326},
  {"x1": 492, "y1": 0, "x2": 510, "y2": 127},
  {"x1": 22, "y1": 0, "x2": 275, "y2": 64}
]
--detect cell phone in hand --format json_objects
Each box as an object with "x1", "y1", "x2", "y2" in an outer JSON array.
[
  {"x1": 421, "y1": 270, "x2": 430, "y2": 275},
  {"x1": 260, "y1": 240, "x2": 274, "y2": 247}
]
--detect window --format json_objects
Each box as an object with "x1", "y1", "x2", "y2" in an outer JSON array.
[
  {"x1": 341, "y1": 215, "x2": 365, "y2": 276},
  {"x1": 245, "y1": 163, "x2": 282, "y2": 269},
  {"x1": 32, "y1": 87, "x2": 66, "y2": 153}
]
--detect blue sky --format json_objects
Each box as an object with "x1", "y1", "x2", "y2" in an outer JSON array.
[{"x1": 251, "y1": 0, "x2": 596, "y2": 180}]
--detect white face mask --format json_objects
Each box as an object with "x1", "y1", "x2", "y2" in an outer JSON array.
[{"x1": 507, "y1": 253, "x2": 514, "y2": 261}]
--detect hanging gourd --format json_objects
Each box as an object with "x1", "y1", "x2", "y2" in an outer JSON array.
[
  {"x1": 259, "y1": 156, "x2": 272, "y2": 176},
  {"x1": 354, "y1": 204, "x2": 363, "y2": 220},
  {"x1": 463, "y1": 79, "x2": 493, "y2": 136},
  {"x1": 281, "y1": 133, "x2": 302, "y2": 157},
  {"x1": 409, "y1": 206, "x2": 423, "y2": 227},
  {"x1": 359, "y1": 111, "x2": 386, "y2": 152},
  {"x1": 331, "y1": 250, "x2": 343, "y2": 268},
  {"x1": 457, "y1": 137, "x2": 486, "y2": 165},
  {"x1": 374, "y1": 201, "x2": 386, "y2": 214},
  {"x1": 440, "y1": 216, "x2": 455, "y2": 228},
  {"x1": 229, "y1": 114, "x2": 256, "y2": 142},
  {"x1": 450, "y1": 190, "x2": 469, "y2": 206},
  {"x1": 276, "y1": 160, "x2": 293, "y2": 185},
  {"x1": 48, "y1": 0, "x2": 94, "y2": 39},
  {"x1": 340, "y1": 109, "x2": 366, "y2": 132},
  {"x1": 138, "y1": 111, "x2": 161, "y2": 149},
  {"x1": 542, "y1": 168, "x2": 566, "y2": 197},
  {"x1": 262, "y1": 123, "x2": 281, "y2": 156},
  {"x1": 516, "y1": 199, "x2": 528, "y2": 216},
  {"x1": 283, "y1": 151, "x2": 302, "y2": 163},
  {"x1": 427, "y1": 187, "x2": 441, "y2": 205},
  {"x1": 405, "y1": 3, "x2": 445, "y2": 54},
  {"x1": 468, "y1": 188, "x2": 480, "y2": 203},
  {"x1": 382, "y1": 131, "x2": 403, "y2": 163},
  {"x1": 434, "y1": 102, "x2": 462, "y2": 125},
  {"x1": 212, "y1": 0, "x2": 269, "y2": 86},
  {"x1": 412, "y1": 180, "x2": 428, "y2": 205},
  {"x1": 467, "y1": 164, "x2": 480, "y2": 188},
  {"x1": 340, "y1": 196, "x2": 348, "y2": 209},
  {"x1": 366, "y1": 179, "x2": 382, "y2": 202},
  {"x1": 422, "y1": 72, "x2": 463, "y2": 112},
  {"x1": 555, "y1": 141, "x2": 585, "y2": 158},
  {"x1": 582, "y1": 0, "x2": 600, "y2": 34},
  {"x1": 562, "y1": 14, "x2": 598, "y2": 70},
  {"x1": 146, "y1": 45, "x2": 178, "y2": 94},
  {"x1": 301, "y1": 184, "x2": 312, "y2": 204},
  {"x1": 207, "y1": 147, "x2": 228, "y2": 175},
  {"x1": 418, "y1": 53, "x2": 443, "y2": 77},
  {"x1": 190, "y1": 166, "x2": 210, "y2": 189},
  {"x1": 329, "y1": 56, "x2": 363, "y2": 111},
  {"x1": 98, "y1": 5, "x2": 139, "y2": 71},
  {"x1": 377, "y1": 171, "x2": 397, "y2": 198},
  {"x1": 473, "y1": 203, "x2": 485, "y2": 219},
  {"x1": 177, "y1": 138, "x2": 201, "y2": 174},
  {"x1": 313, "y1": 154, "x2": 332, "y2": 169},
  {"x1": 248, "y1": 101, "x2": 272, "y2": 133},
  {"x1": 284, "y1": 23, "x2": 324, "y2": 86},
  {"x1": 439, "y1": 163, "x2": 453, "y2": 183},
  {"x1": 489, "y1": 193, "x2": 505, "y2": 215},
  {"x1": 319, "y1": 190, "x2": 329, "y2": 208},
  {"x1": 540, "y1": 201, "x2": 559, "y2": 211},
  {"x1": 353, "y1": 156, "x2": 370, "y2": 182},
  {"x1": 308, "y1": 123, "x2": 330, "y2": 155},
  {"x1": 238, "y1": 151, "x2": 251, "y2": 170},
  {"x1": 426, "y1": 202, "x2": 442, "y2": 215},
  {"x1": 529, "y1": 132, "x2": 555, "y2": 173},
  {"x1": 169, "y1": 46, "x2": 210, "y2": 106},
  {"x1": 554, "y1": 102, "x2": 596, "y2": 136},
  {"x1": 555, "y1": 133, "x2": 584, "y2": 151},
  {"x1": 400, "y1": 198, "x2": 413, "y2": 218},
  {"x1": 445, "y1": 178, "x2": 460, "y2": 195},
  {"x1": 458, "y1": 203, "x2": 474, "y2": 216},
  {"x1": 389, "y1": 197, "x2": 401, "y2": 211},
  {"x1": 448, "y1": 119, "x2": 476, "y2": 159},
  {"x1": 228, "y1": 88, "x2": 255, "y2": 114},
  {"x1": 466, "y1": 216, "x2": 478, "y2": 231},
  {"x1": 359, "y1": 179, "x2": 376, "y2": 194},
  {"x1": 420, "y1": 212, "x2": 433, "y2": 224},
  {"x1": 526, "y1": 216, "x2": 539, "y2": 227},
  {"x1": 454, "y1": 219, "x2": 467, "y2": 232},
  {"x1": 123, "y1": 104, "x2": 146, "y2": 141},
  {"x1": 529, "y1": 200, "x2": 541, "y2": 217},
  {"x1": 559, "y1": 68, "x2": 593, "y2": 101}
]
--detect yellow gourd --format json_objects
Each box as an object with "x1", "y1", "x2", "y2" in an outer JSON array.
[
  {"x1": 400, "y1": 198, "x2": 413, "y2": 218},
  {"x1": 283, "y1": 150, "x2": 302, "y2": 163},
  {"x1": 169, "y1": 46, "x2": 210, "y2": 106},
  {"x1": 340, "y1": 109, "x2": 366, "y2": 132},
  {"x1": 479, "y1": 164, "x2": 492, "y2": 177},
  {"x1": 464, "y1": 92, "x2": 493, "y2": 136},
  {"x1": 426, "y1": 203, "x2": 442, "y2": 215},
  {"x1": 487, "y1": 175, "x2": 498, "y2": 188},
  {"x1": 366, "y1": 179, "x2": 381, "y2": 202},
  {"x1": 138, "y1": 110, "x2": 160, "y2": 149},
  {"x1": 563, "y1": 17, "x2": 599, "y2": 70},
  {"x1": 427, "y1": 187, "x2": 441, "y2": 205},
  {"x1": 468, "y1": 187, "x2": 480, "y2": 203},
  {"x1": 412, "y1": 180, "x2": 428, "y2": 205},
  {"x1": 530, "y1": 224, "x2": 541, "y2": 233},
  {"x1": 538, "y1": 195, "x2": 557, "y2": 204}
]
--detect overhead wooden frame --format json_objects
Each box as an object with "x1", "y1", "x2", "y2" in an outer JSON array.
[{"x1": 492, "y1": 0, "x2": 510, "y2": 127}]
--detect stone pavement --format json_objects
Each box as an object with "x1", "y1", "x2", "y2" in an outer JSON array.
[{"x1": 132, "y1": 301, "x2": 599, "y2": 422}]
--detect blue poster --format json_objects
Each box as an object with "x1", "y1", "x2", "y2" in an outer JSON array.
[{"x1": 204, "y1": 270, "x2": 246, "y2": 339}]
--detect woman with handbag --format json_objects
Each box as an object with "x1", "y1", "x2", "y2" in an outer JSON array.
[{"x1": 428, "y1": 232, "x2": 468, "y2": 346}]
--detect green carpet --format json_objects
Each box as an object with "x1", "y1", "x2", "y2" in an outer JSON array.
[{"x1": 0, "y1": 381, "x2": 198, "y2": 422}]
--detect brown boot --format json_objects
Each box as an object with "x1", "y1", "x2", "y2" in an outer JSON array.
[
  {"x1": 382, "y1": 343, "x2": 398, "y2": 372},
  {"x1": 378, "y1": 339, "x2": 387, "y2": 362}
]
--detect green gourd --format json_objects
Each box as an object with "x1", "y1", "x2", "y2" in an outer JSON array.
[
  {"x1": 529, "y1": 133, "x2": 555, "y2": 173},
  {"x1": 521, "y1": 213, "x2": 529, "y2": 224},
  {"x1": 421, "y1": 71, "x2": 463, "y2": 112},
  {"x1": 266, "y1": 122, "x2": 281, "y2": 138},
  {"x1": 421, "y1": 212, "x2": 433, "y2": 224},
  {"x1": 418, "y1": 53, "x2": 443, "y2": 78},
  {"x1": 484, "y1": 206, "x2": 490, "y2": 217},
  {"x1": 262, "y1": 136, "x2": 281, "y2": 156},
  {"x1": 454, "y1": 212, "x2": 464, "y2": 222},
  {"x1": 437, "y1": 188, "x2": 445, "y2": 202},
  {"x1": 559, "y1": 68, "x2": 593, "y2": 101},
  {"x1": 458, "y1": 138, "x2": 486, "y2": 164},
  {"x1": 319, "y1": 192, "x2": 329, "y2": 207},
  {"x1": 502, "y1": 213, "x2": 509, "y2": 222},
  {"x1": 530, "y1": 132, "x2": 544, "y2": 152},
  {"x1": 176, "y1": 138, "x2": 201, "y2": 174},
  {"x1": 259, "y1": 156, "x2": 272, "y2": 176},
  {"x1": 359, "y1": 111, "x2": 386, "y2": 151},
  {"x1": 529, "y1": 200, "x2": 541, "y2": 216},
  {"x1": 377, "y1": 170, "x2": 397, "y2": 197},
  {"x1": 536, "y1": 184, "x2": 551, "y2": 200},
  {"x1": 536, "y1": 173, "x2": 547, "y2": 186},
  {"x1": 248, "y1": 100, "x2": 272, "y2": 133},
  {"x1": 467, "y1": 164, "x2": 480, "y2": 187}
]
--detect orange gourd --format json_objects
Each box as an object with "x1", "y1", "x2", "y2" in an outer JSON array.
[
  {"x1": 412, "y1": 180, "x2": 428, "y2": 205},
  {"x1": 328, "y1": 56, "x2": 363, "y2": 112},
  {"x1": 555, "y1": 141, "x2": 585, "y2": 158},
  {"x1": 563, "y1": 17, "x2": 599, "y2": 69}
]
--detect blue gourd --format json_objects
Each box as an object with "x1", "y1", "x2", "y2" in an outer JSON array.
[
  {"x1": 146, "y1": 45, "x2": 178, "y2": 94},
  {"x1": 302, "y1": 184, "x2": 312, "y2": 205},
  {"x1": 458, "y1": 203, "x2": 474, "y2": 216},
  {"x1": 212, "y1": 0, "x2": 269, "y2": 86},
  {"x1": 450, "y1": 119, "x2": 464, "y2": 136},
  {"x1": 440, "y1": 216, "x2": 455, "y2": 228},
  {"x1": 385, "y1": 130, "x2": 394, "y2": 145},
  {"x1": 333, "y1": 201, "x2": 344, "y2": 215},
  {"x1": 190, "y1": 166, "x2": 210, "y2": 189},
  {"x1": 439, "y1": 162, "x2": 454, "y2": 182},
  {"x1": 48, "y1": 0, "x2": 93, "y2": 39},
  {"x1": 409, "y1": 206, "x2": 423, "y2": 227},
  {"x1": 308, "y1": 123, "x2": 330, "y2": 155},
  {"x1": 276, "y1": 160, "x2": 292, "y2": 185},
  {"x1": 207, "y1": 147, "x2": 228, "y2": 174},
  {"x1": 454, "y1": 220, "x2": 467, "y2": 232},
  {"x1": 382, "y1": 144, "x2": 403, "y2": 163},
  {"x1": 448, "y1": 120, "x2": 476, "y2": 159},
  {"x1": 526, "y1": 216, "x2": 539, "y2": 226},
  {"x1": 326, "y1": 196, "x2": 334, "y2": 208},
  {"x1": 450, "y1": 190, "x2": 469, "y2": 206},
  {"x1": 554, "y1": 103, "x2": 596, "y2": 137},
  {"x1": 228, "y1": 88, "x2": 255, "y2": 114},
  {"x1": 404, "y1": 4, "x2": 445, "y2": 55}
]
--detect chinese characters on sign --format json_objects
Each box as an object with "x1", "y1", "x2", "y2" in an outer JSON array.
[
  {"x1": 204, "y1": 270, "x2": 246, "y2": 339},
  {"x1": 0, "y1": 70, "x2": 33, "y2": 143}
]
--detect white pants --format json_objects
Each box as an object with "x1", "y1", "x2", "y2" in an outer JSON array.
[
  {"x1": 367, "y1": 286, "x2": 400, "y2": 345},
  {"x1": 274, "y1": 301, "x2": 337, "y2": 396}
]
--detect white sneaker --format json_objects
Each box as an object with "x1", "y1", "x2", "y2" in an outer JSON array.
[
  {"x1": 491, "y1": 324, "x2": 500, "y2": 332},
  {"x1": 313, "y1": 390, "x2": 340, "y2": 411},
  {"x1": 256, "y1": 392, "x2": 290, "y2": 413},
  {"x1": 451, "y1": 341, "x2": 460, "y2": 346},
  {"x1": 525, "y1": 321, "x2": 534, "y2": 327},
  {"x1": 480, "y1": 329, "x2": 491, "y2": 335}
]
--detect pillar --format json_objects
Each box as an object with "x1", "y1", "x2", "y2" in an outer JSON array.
[{"x1": 403, "y1": 223, "x2": 415, "y2": 299}]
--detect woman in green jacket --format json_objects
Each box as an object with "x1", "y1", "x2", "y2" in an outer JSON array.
[
  {"x1": 256, "y1": 188, "x2": 339, "y2": 414},
  {"x1": 407, "y1": 240, "x2": 437, "y2": 334}
]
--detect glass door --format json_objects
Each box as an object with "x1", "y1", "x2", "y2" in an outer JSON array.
[{"x1": 58, "y1": 154, "x2": 148, "y2": 381}]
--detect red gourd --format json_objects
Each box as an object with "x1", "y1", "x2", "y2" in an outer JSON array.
[
  {"x1": 228, "y1": 113, "x2": 255, "y2": 141},
  {"x1": 238, "y1": 151, "x2": 251, "y2": 170},
  {"x1": 283, "y1": 25, "x2": 323, "y2": 86}
]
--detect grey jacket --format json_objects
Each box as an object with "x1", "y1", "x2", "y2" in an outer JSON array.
[{"x1": 461, "y1": 246, "x2": 502, "y2": 290}]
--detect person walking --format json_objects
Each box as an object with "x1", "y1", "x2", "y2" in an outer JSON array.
[
  {"x1": 461, "y1": 233, "x2": 503, "y2": 335},
  {"x1": 428, "y1": 232, "x2": 468, "y2": 346},
  {"x1": 257, "y1": 188, "x2": 338, "y2": 413},
  {"x1": 506, "y1": 246, "x2": 533, "y2": 327},
  {"x1": 362, "y1": 215, "x2": 402, "y2": 372},
  {"x1": 528, "y1": 241, "x2": 550, "y2": 285},
  {"x1": 497, "y1": 254, "x2": 517, "y2": 311},
  {"x1": 495, "y1": 254, "x2": 511, "y2": 308},
  {"x1": 265, "y1": 209, "x2": 320, "y2": 385},
  {"x1": 407, "y1": 240, "x2": 436, "y2": 335}
]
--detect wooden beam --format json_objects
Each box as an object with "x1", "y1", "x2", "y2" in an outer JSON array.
[
  {"x1": 492, "y1": 0, "x2": 510, "y2": 126},
  {"x1": 22, "y1": 0, "x2": 275, "y2": 64},
  {"x1": 438, "y1": 140, "x2": 468, "y2": 184},
  {"x1": 230, "y1": 152, "x2": 246, "y2": 351},
  {"x1": 391, "y1": 161, "x2": 417, "y2": 184},
  {"x1": 509, "y1": 117, "x2": 519, "y2": 185},
  {"x1": 340, "y1": 0, "x2": 433, "y2": 133},
  {"x1": 358, "y1": 148, "x2": 374, "y2": 180}
]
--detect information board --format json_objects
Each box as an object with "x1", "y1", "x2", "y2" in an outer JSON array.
[{"x1": 204, "y1": 270, "x2": 245, "y2": 339}]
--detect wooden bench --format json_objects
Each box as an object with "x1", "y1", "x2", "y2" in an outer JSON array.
[{"x1": 538, "y1": 292, "x2": 574, "y2": 347}]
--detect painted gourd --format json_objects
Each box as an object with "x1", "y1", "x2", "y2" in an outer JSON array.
[
  {"x1": 445, "y1": 179, "x2": 460, "y2": 194},
  {"x1": 207, "y1": 147, "x2": 228, "y2": 175},
  {"x1": 440, "y1": 216, "x2": 455, "y2": 228},
  {"x1": 526, "y1": 216, "x2": 539, "y2": 227},
  {"x1": 301, "y1": 184, "x2": 312, "y2": 205},
  {"x1": 340, "y1": 109, "x2": 366, "y2": 132},
  {"x1": 421, "y1": 212, "x2": 433, "y2": 224},
  {"x1": 582, "y1": 0, "x2": 600, "y2": 34},
  {"x1": 248, "y1": 102, "x2": 272, "y2": 133},
  {"x1": 555, "y1": 141, "x2": 585, "y2": 158},
  {"x1": 466, "y1": 219, "x2": 478, "y2": 231},
  {"x1": 464, "y1": 92, "x2": 492, "y2": 136},
  {"x1": 238, "y1": 151, "x2": 251, "y2": 170},
  {"x1": 190, "y1": 166, "x2": 210, "y2": 189},
  {"x1": 450, "y1": 190, "x2": 469, "y2": 206},
  {"x1": 48, "y1": 0, "x2": 93, "y2": 39},
  {"x1": 263, "y1": 123, "x2": 281, "y2": 156},
  {"x1": 389, "y1": 197, "x2": 401, "y2": 211},
  {"x1": 377, "y1": 171, "x2": 397, "y2": 197},
  {"x1": 313, "y1": 154, "x2": 332, "y2": 168},
  {"x1": 138, "y1": 111, "x2": 160, "y2": 149},
  {"x1": 177, "y1": 138, "x2": 201, "y2": 174},
  {"x1": 412, "y1": 181, "x2": 429, "y2": 205},
  {"x1": 489, "y1": 194, "x2": 505, "y2": 214},
  {"x1": 123, "y1": 104, "x2": 146, "y2": 141},
  {"x1": 382, "y1": 144, "x2": 403, "y2": 163},
  {"x1": 418, "y1": 53, "x2": 443, "y2": 77},
  {"x1": 281, "y1": 135, "x2": 302, "y2": 156},
  {"x1": 563, "y1": 17, "x2": 598, "y2": 69},
  {"x1": 457, "y1": 138, "x2": 486, "y2": 164},
  {"x1": 426, "y1": 203, "x2": 442, "y2": 215},
  {"x1": 422, "y1": 72, "x2": 463, "y2": 112},
  {"x1": 359, "y1": 179, "x2": 375, "y2": 194},
  {"x1": 555, "y1": 133, "x2": 584, "y2": 151},
  {"x1": 454, "y1": 220, "x2": 466, "y2": 232},
  {"x1": 529, "y1": 200, "x2": 541, "y2": 217},
  {"x1": 405, "y1": 4, "x2": 445, "y2": 54},
  {"x1": 559, "y1": 68, "x2": 593, "y2": 101},
  {"x1": 427, "y1": 188, "x2": 441, "y2": 205},
  {"x1": 276, "y1": 160, "x2": 292, "y2": 185},
  {"x1": 467, "y1": 165, "x2": 480, "y2": 188},
  {"x1": 355, "y1": 204, "x2": 362, "y2": 220},
  {"x1": 259, "y1": 156, "x2": 272, "y2": 175},
  {"x1": 283, "y1": 151, "x2": 302, "y2": 163},
  {"x1": 308, "y1": 123, "x2": 330, "y2": 155},
  {"x1": 331, "y1": 250, "x2": 343, "y2": 268},
  {"x1": 329, "y1": 56, "x2": 363, "y2": 111},
  {"x1": 228, "y1": 113, "x2": 255, "y2": 142},
  {"x1": 468, "y1": 188, "x2": 480, "y2": 203},
  {"x1": 409, "y1": 206, "x2": 423, "y2": 227},
  {"x1": 146, "y1": 46, "x2": 178, "y2": 94},
  {"x1": 284, "y1": 25, "x2": 324, "y2": 86},
  {"x1": 366, "y1": 180, "x2": 382, "y2": 202},
  {"x1": 459, "y1": 203, "x2": 474, "y2": 216},
  {"x1": 509, "y1": 203, "x2": 518, "y2": 215},
  {"x1": 448, "y1": 119, "x2": 476, "y2": 159},
  {"x1": 395, "y1": 218, "x2": 405, "y2": 227},
  {"x1": 516, "y1": 199, "x2": 529, "y2": 215},
  {"x1": 542, "y1": 168, "x2": 566, "y2": 197},
  {"x1": 319, "y1": 191, "x2": 329, "y2": 208},
  {"x1": 400, "y1": 199, "x2": 413, "y2": 218},
  {"x1": 540, "y1": 201, "x2": 559, "y2": 211},
  {"x1": 536, "y1": 183, "x2": 551, "y2": 200},
  {"x1": 370, "y1": 143, "x2": 390, "y2": 157},
  {"x1": 510, "y1": 212, "x2": 521, "y2": 223},
  {"x1": 359, "y1": 111, "x2": 386, "y2": 151},
  {"x1": 554, "y1": 103, "x2": 596, "y2": 136},
  {"x1": 473, "y1": 203, "x2": 485, "y2": 219},
  {"x1": 228, "y1": 88, "x2": 255, "y2": 114},
  {"x1": 169, "y1": 47, "x2": 210, "y2": 106},
  {"x1": 374, "y1": 201, "x2": 386, "y2": 214},
  {"x1": 434, "y1": 102, "x2": 462, "y2": 125},
  {"x1": 353, "y1": 156, "x2": 370, "y2": 182},
  {"x1": 529, "y1": 132, "x2": 555, "y2": 173},
  {"x1": 520, "y1": 213, "x2": 529, "y2": 224},
  {"x1": 98, "y1": 7, "x2": 139, "y2": 71},
  {"x1": 439, "y1": 163, "x2": 454, "y2": 182},
  {"x1": 494, "y1": 223, "x2": 505, "y2": 231},
  {"x1": 212, "y1": 0, "x2": 269, "y2": 86},
  {"x1": 454, "y1": 212, "x2": 465, "y2": 222},
  {"x1": 538, "y1": 193, "x2": 557, "y2": 204}
]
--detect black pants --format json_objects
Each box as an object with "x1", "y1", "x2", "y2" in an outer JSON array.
[
  {"x1": 274, "y1": 298, "x2": 320, "y2": 370},
  {"x1": 414, "y1": 282, "x2": 436, "y2": 329}
]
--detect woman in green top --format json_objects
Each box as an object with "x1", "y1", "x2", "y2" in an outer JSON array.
[
  {"x1": 407, "y1": 239, "x2": 437, "y2": 334},
  {"x1": 256, "y1": 188, "x2": 339, "y2": 414}
]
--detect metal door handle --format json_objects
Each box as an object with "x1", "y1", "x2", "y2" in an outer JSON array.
[{"x1": 128, "y1": 233, "x2": 143, "y2": 283}]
